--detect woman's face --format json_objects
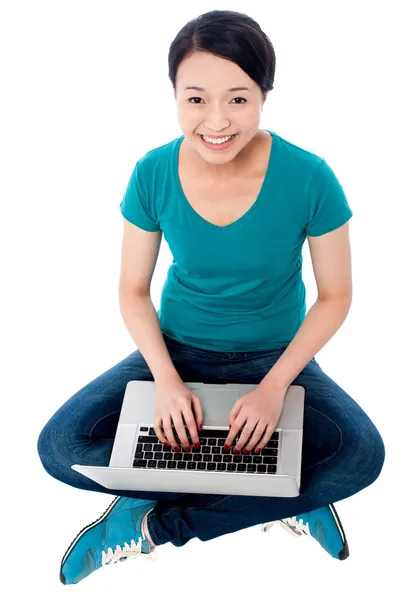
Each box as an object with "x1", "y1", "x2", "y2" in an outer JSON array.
[{"x1": 174, "y1": 51, "x2": 267, "y2": 175}]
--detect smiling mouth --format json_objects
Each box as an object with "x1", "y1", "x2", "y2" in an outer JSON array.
[{"x1": 198, "y1": 134, "x2": 237, "y2": 140}]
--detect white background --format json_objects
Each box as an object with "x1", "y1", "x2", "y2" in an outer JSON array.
[{"x1": 2, "y1": 0, "x2": 398, "y2": 596}]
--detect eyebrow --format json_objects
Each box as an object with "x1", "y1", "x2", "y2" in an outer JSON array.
[{"x1": 184, "y1": 86, "x2": 251, "y2": 92}]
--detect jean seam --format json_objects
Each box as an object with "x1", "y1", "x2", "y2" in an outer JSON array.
[
  {"x1": 89, "y1": 410, "x2": 120, "y2": 439},
  {"x1": 302, "y1": 405, "x2": 344, "y2": 471}
]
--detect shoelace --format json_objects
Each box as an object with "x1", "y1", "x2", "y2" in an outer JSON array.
[
  {"x1": 260, "y1": 517, "x2": 309, "y2": 537},
  {"x1": 284, "y1": 516, "x2": 310, "y2": 535},
  {"x1": 102, "y1": 537, "x2": 159, "y2": 566}
]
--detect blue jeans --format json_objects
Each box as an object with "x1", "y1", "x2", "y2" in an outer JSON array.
[{"x1": 37, "y1": 334, "x2": 385, "y2": 547}]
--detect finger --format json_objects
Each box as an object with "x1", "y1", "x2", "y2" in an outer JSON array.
[
  {"x1": 154, "y1": 421, "x2": 169, "y2": 446},
  {"x1": 191, "y1": 394, "x2": 204, "y2": 431},
  {"x1": 228, "y1": 398, "x2": 244, "y2": 429},
  {"x1": 224, "y1": 423, "x2": 236, "y2": 448},
  {"x1": 172, "y1": 410, "x2": 191, "y2": 450},
  {"x1": 225, "y1": 416, "x2": 246, "y2": 450},
  {"x1": 162, "y1": 417, "x2": 178, "y2": 449},
  {"x1": 181, "y1": 404, "x2": 200, "y2": 448},
  {"x1": 225, "y1": 421, "x2": 246, "y2": 449},
  {"x1": 254, "y1": 422, "x2": 276, "y2": 452},
  {"x1": 234, "y1": 421, "x2": 257, "y2": 453},
  {"x1": 243, "y1": 419, "x2": 267, "y2": 452}
]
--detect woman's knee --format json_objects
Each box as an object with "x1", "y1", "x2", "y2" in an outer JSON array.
[
  {"x1": 346, "y1": 417, "x2": 386, "y2": 488},
  {"x1": 365, "y1": 422, "x2": 386, "y2": 483},
  {"x1": 36, "y1": 414, "x2": 72, "y2": 479},
  {"x1": 37, "y1": 419, "x2": 56, "y2": 473}
]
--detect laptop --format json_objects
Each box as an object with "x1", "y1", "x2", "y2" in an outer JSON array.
[{"x1": 72, "y1": 381, "x2": 305, "y2": 497}]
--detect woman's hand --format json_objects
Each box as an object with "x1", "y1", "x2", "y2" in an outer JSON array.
[
  {"x1": 154, "y1": 375, "x2": 203, "y2": 452},
  {"x1": 224, "y1": 377, "x2": 288, "y2": 454}
]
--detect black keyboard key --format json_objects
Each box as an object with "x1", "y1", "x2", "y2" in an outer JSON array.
[
  {"x1": 187, "y1": 462, "x2": 196, "y2": 469},
  {"x1": 157, "y1": 460, "x2": 166, "y2": 468},
  {"x1": 202, "y1": 446, "x2": 211, "y2": 453},
  {"x1": 134, "y1": 451, "x2": 144, "y2": 459},
  {"x1": 217, "y1": 463, "x2": 226, "y2": 471},
  {"x1": 193, "y1": 454, "x2": 202, "y2": 461},
  {"x1": 257, "y1": 464, "x2": 267, "y2": 473},
  {"x1": 167, "y1": 461, "x2": 177, "y2": 469},
  {"x1": 261, "y1": 448, "x2": 278, "y2": 456},
  {"x1": 197, "y1": 463, "x2": 206, "y2": 470},
  {"x1": 148, "y1": 460, "x2": 157, "y2": 468},
  {"x1": 203, "y1": 454, "x2": 213, "y2": 462},
  {"x1": 227, "y1": 463, "x2": 237, "y2": 471},
  {"x1": 247, "y1": 464, "x2": 256, "y2": 472},
  {"x1": 263, "y1": 456, "x2": 277, "y2": 464},
  {"x1": 154, "y1": 452, "x2": 163, "y2": 460},
  {"x1": 164, "y1": 452, "x2": 173, "y2": 460},
  {"x1": 177, "y1": 462, "x2": 186, "y2": 469},
  {"x1": 223, "y1": 455, "x2": 233, "y2": 463},
  {"x1": 138, "y1": 435, "x2": 158, "y2": 444},
  {"x1": 267, "y1": 440, "x2": 279, "y2": 448},
  {"x1": 237, "y1": 464, "x2": 246, "y2": 472},
  {"x1": 183, "y1": 453, "x2": 193, "y2": 461},
  {"x1": 206, "y1": 463, "x2": 216, "y2": 470},
  {"x1": 208, "y1": 438, "x2": 217, "y2": 446},
  {"x1": 268, "y1": 465, "x2": 277, "y2": 473},
  {"x1": 133, "y1": 459, "x2": 147, "y2": 468},
  {"x1": 199, "y1": 429, "x2": 230, "y2": 439}
]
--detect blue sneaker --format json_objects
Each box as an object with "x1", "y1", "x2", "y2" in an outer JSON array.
[
  {"x1": 261, "y1": 503, "x2": 349, "y2": 560},
  {"x1": 60, "y1": 496, "x2": 158, "y2": 585}
]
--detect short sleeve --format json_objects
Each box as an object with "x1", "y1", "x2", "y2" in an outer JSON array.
[
  {"x1": 119, "y1": 161, "x2": 160, "y2": 232},
  {"x1": 306, "y1": 159, "x2": 353, "y2": 237}
]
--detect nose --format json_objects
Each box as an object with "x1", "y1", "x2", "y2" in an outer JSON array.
[
  {"x1": 203, "y1": 107, "x2": 231, "y2": 131},
  {"x1": 204, "y1": 123, "x2": 231, "y2": 134}
]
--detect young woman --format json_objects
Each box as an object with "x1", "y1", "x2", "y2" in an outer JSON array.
[{"x1": 37, "y1": 9, "x2": 385, "y2": 585}]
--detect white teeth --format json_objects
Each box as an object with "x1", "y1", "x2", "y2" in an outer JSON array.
[{"x1": 202, "y1": 134, "x2": 234, "y2": 145}]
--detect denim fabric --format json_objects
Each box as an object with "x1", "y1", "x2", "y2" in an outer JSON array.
[{"x1": 37, "y1": 334, "x2": 385, "y2": 547}]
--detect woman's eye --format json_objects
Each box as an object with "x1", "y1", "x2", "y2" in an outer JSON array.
[{"x1": 188, "y1": 97, "x2": 247, "y2": 104}]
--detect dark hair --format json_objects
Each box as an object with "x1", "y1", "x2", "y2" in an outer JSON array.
[{"x1": 168, "y1": 10, "x2": 276, "y2": 98}]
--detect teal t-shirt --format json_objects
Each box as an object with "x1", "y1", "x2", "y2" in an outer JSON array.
[{"x1": 120, "y1": 130, "x2": 353, "y2": 352}]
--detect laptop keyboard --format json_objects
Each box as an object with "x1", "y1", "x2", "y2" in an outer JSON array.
[{"x1": 132, "y1": 425, "x2": 279, "y2": 475}]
